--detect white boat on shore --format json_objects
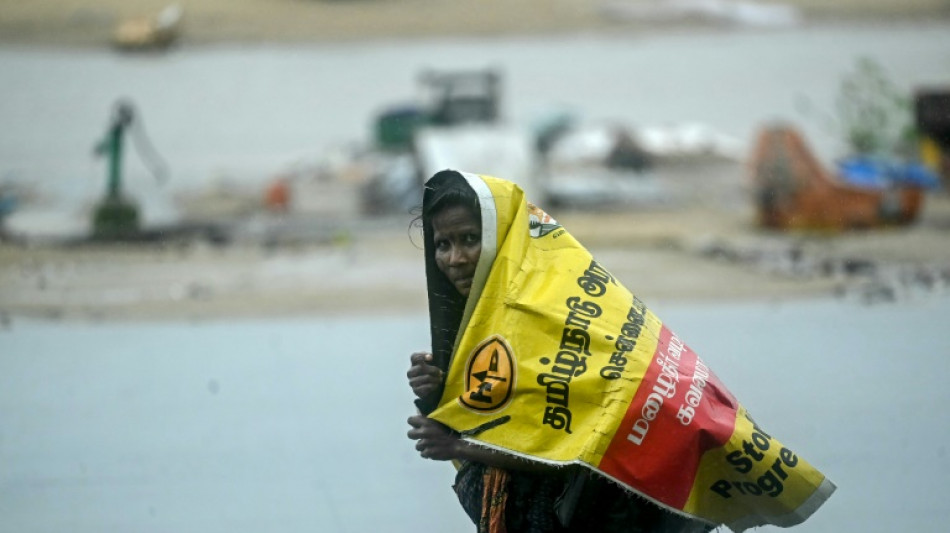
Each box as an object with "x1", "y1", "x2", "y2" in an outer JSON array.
[{"x1": 113, "y1": 3, "x2": 183, "y2": 51}]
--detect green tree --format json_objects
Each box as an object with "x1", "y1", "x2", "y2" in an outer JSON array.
[{"x1": 835, "y1": 57, "x2": 914, "y2": 156}]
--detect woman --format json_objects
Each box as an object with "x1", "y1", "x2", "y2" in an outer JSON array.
[{"x1": 406, "y1": 170, "x2": 713, "y2": 533}]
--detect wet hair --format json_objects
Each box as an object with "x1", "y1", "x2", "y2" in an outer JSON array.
[
  {"x1": 423, "y1": 175, "x2": 481, "y2": 225},
  {"x1": 415, "y1": 170, "x2": 481, "y2": 414},
  {"x1": 409, "y1": 174, "x2": 479, "y2": 255},
  {"x1": 410, "y1": 170, "x2": 481, "y2": 236}
]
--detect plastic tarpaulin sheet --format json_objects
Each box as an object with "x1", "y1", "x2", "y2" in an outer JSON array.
[{"x1": 426, "y1": 172, "x2": 835, "y2": 531}]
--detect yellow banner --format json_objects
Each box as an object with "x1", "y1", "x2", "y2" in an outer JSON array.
[{"x1": 427, "y1": 173, "x2": 835, "y2": 531}]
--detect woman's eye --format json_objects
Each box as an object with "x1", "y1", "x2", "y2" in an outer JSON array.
[
  {"x1": 465, "y1": 233, "x2": 480, "y2": 244},
  {"x1": 435, "y1": 240, "x2": 449, "y2": 251}
]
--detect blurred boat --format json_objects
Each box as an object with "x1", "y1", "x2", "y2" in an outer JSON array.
[
  {"x1": 371, "y1": 68, "x2": 541, "y2": 206},
  {"x1": 113, "y1": 3, "x2": 183, "y2": 51},
  {"x1": 749, "y1": 125, "x2": 928, "y2": 231},
  {"x1": 542, "y1": 123, "x2": 664, "y2": 208},
  {"x1": 416, "y1": 125, "x2": 539, "y2": 201}
]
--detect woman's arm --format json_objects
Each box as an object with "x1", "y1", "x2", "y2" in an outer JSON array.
[{"x1": 407, "y1": 414, "x2": 550, "y2": 473}]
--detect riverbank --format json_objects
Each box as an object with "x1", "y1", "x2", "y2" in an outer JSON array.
[
  {"x1": 3, "y1": 186, "x2": 950, "y2": 322},
  {"x1": 0, "y1": 0, "x2": 948, "y2": 47}
]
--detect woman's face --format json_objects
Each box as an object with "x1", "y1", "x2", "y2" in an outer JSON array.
[{"x1": 432, "y1": 204, "x2": 481, "y2": 297}]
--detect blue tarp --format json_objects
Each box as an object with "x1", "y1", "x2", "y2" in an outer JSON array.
[{"x1": 837, "y1": 155, "x2": 941, "y2": 190}]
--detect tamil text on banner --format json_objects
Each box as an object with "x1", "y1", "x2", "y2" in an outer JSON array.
[{"x1": 426, "y1": 172, "x2": 835, "y2": 531}]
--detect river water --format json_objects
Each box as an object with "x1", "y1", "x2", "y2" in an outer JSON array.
[
  {"x1": 2, "y1": 21, "x2": 949, "y2": 228},
  {"x1": 2, "y1": 298, "x2": 950, "y2": 532}
]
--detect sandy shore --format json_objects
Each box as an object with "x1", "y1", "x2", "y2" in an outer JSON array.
[
  {"x1": 4, "y1": 183, "x2": 950, "y2": 322},
  {"x1": 1, "y1": 0, "x2": 948, "y2": 47},
  {"x1": 3, "y1": 155, "x2": 950, "y2": 322}
]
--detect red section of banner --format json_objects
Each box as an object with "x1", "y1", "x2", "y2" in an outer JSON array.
[{"x1": 598, "y1": 325, "x2": 740, "y2": 508}]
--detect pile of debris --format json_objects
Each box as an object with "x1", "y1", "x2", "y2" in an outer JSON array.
[{"x1": 695, "y1": 237, "x2": 950, "y2": 304}]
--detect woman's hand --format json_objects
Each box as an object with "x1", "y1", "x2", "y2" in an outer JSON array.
[
  {"x1": 407, "y1": 351, "x2": 443, "y2": 399},
  {"x1": 407, "y1": 414, "x2": 461, "y2": 461},
  {"x1": 407, "y1": 415, "x2": 552, "y2": 473}
]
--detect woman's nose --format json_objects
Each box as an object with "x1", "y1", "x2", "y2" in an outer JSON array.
[{"x1": 448, "y1": 245, "x2": 467, "y2": 265}]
